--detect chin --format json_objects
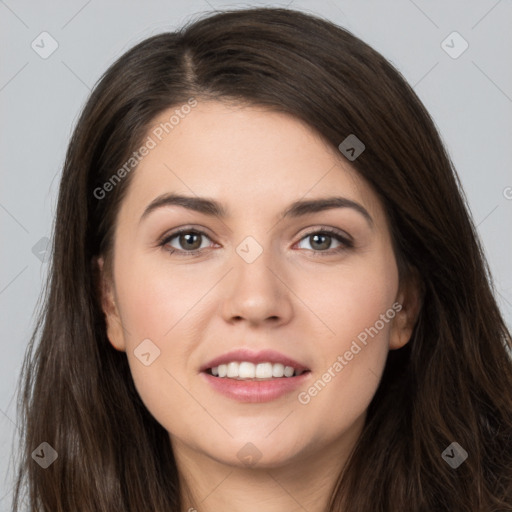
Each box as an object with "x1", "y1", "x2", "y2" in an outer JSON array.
[{"x1": 202, "y1": 434, "x2": 308, "y2": 470}]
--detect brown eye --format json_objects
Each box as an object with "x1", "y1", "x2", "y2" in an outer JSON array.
[
  {"x1": 308, "y1": 233, "x2": 333, "y2": 251},
  {"x1": 161, "y1": 229, "x2": 213, "y2": 255},
  {"x1": 176, "y1": 232, "x2": 203, "y2": 251},
  {"x1": 296, "y1": 228, "x2": 353, "y2": 254}
]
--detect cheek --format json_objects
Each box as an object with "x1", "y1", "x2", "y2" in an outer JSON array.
[
  {"x1": 114, "y1": 250, "x2": 207, "y2": 341},
  {"x1": 295, "y1": 251, "x2": 398, "y2": 424},
  {"x1": 112, "y1": 253, "x2": 212, "y2": 434},
  {"x1": 303, "y1": 248, "x2": 399, "y2": 349}
]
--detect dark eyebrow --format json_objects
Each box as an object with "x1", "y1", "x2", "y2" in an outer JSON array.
[{"x1": 139, "y1": 193, "x2": 373, "y2": 226}]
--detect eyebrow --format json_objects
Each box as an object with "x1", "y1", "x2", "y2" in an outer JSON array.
[{"x1": 139, "y1": 193, "x2": 373, "y2": 226}]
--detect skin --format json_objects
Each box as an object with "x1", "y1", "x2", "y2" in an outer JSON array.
[{"x1": 98, "y1": 100, "x2": 420, "y2": 512}]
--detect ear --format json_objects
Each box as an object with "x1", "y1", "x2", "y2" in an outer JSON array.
[
  {"x1": 95, "y1": 256, "x2": 126, "y2": 352},
  {"x1": 389, "y1": 269, "x2": 422, "y2": 350}
]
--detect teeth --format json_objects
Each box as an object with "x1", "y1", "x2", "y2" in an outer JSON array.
[
  {"x1": 239, "y1": 362, "x2": 255, "y2": 379},
  {"x1": 284, "y1": 365, "x2": 295, "y2": 377},
  {"x1": 256, "y1": 362, "x2": 273, "y2": 379},
  {"x1": 227, "y1": 362, "x2": 238, "y2": 378},
  {"x1": 209, "y1": 361, "x2": 304, "y2": 380},
  {"x1": 272, "y1": 363, "x2": 284, "y2": 378}
]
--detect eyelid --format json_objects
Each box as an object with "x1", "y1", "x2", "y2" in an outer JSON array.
[
  {"x1": 297, "y1": 225, "x2": 353, "y2": 243},
  {"x1": 158, "y1": 224, "x2": 214, "y2": 244}
]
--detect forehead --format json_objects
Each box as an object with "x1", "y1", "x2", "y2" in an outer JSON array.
[{"x1": 119, "y1": 100, "x2": 382, "y2": 224}]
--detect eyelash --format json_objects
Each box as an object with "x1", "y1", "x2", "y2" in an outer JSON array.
[{"x1": 158, "y1": 226, "x2": 354, "y2": 257}]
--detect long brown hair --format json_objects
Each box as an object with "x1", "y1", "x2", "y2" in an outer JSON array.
[{"x1": 12, "y1": 7, "x2": 512, "y2": 511}]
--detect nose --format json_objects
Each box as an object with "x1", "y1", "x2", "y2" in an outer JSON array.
[{"x1": 220, "y1": 243, "x2": 294, "y2": 328}]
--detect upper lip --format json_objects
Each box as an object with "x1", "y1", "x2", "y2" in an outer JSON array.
[{"x1": 200, "y1": 348, "x2": 310, "y2": 373}]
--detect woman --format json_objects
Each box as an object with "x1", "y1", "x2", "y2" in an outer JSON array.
[{"x1": 12, "y1": 7, "x2": 512, "y2": 511}]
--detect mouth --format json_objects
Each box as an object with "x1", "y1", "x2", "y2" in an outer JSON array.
[
  {"x1": 205, "y1": 361, "x2": 310, "y2": 380},
  {"x1": 200, "y1": 349, "x2": 311, "y2": 403}
]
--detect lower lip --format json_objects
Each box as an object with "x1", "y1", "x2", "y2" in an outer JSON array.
[{"x1": 201, "y1": 371, "x2": 311, "y2": 403}]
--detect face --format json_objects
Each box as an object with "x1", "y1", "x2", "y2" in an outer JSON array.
[{"x1": 98, "y1": 100, "x2": 418, "y2": 470}]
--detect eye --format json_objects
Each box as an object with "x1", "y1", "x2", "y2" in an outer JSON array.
[
  {"x1": 295, "y1": 227, "x2": 353, "y2": 255},
  {"x1": 159, "y1": 226, "x2": 353, "y2": 257},
  {"x1": 160, "y1": 228, "x2": 214, "y2": 256}
]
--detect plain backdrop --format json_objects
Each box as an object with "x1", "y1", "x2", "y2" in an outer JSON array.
[{"x1": 1, "y1": 0, "x2": 511, "y2": 507}]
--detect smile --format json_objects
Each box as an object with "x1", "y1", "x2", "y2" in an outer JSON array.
[{"x1": 206, "y1": 361, "x2": 309, "y2": 380}]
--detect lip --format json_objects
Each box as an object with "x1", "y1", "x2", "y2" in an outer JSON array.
[
  {"x1": 199, "y1": 348, "x2": 311, "y2": 403},
  {"x1": 201, "y1": 371, "x2": 311, "y2": 403},
  {"x1": 200, "y1": 348, "x2": 310, "y2": 373}
]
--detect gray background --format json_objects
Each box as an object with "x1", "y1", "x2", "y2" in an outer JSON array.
[{"x1": 1, "y1": 0, "x2": 511, "y2": 507}]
